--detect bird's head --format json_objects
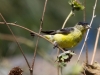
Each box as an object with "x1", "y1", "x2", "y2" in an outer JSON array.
[{"x1": 75, "y1": 22, "x2": 90, "y2": 33}]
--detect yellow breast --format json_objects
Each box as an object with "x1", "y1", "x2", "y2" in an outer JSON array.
[{"x1": 53, "y1": 29, "x2": 83, "y2": 48}]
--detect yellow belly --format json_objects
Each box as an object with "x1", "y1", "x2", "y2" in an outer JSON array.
[{"x1": 53, "y1": 32, "x2": 82, "y2": 48}]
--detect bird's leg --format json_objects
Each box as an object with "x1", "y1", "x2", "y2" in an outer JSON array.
[
  {"x1": 53, "y1": 41, "x2": 58, "y2": 49},
  {"x1": 63, "y1": 48, "x2": 68, "y2": 51},
  {"x1": 63, "y1": 49, "x2": 74, "y2": 53}
]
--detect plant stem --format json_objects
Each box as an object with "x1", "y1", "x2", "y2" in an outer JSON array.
[
  {"x1": 31, "y1": 0, "x2": 48, "y2": 75},
  {"x1": 0, "y1": 22, "x2": 65, "y2": 52},
  {"x1": 77, "y1": 0, "x2": 97, "y2": 62},
  {"x1": 0, "y1": 13, "x2": 30, "y2": 69},
  {"x1": 91, "y1": 27, "x2": 100, "y2": 65},
  {"x1": 62, "y1": 10, "x2": 73, "y2": 29}
]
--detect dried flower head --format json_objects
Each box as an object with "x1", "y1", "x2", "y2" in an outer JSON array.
[
  {"x1": 8, "y1": 67, "x2": 23, "y2": 75},
  {"x1": 57, "y1": 50, "x2": 75, "y2": 67}
]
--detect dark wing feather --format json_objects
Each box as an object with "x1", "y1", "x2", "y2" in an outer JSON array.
[
  {"x1": 41, "y1": 27, "x2": 74, "y2": 35},
  {"x1": 56, "y1": 27, "x2": 74, "y2": 34}
]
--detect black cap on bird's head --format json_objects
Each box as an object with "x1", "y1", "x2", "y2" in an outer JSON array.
[
  {"x1": 74, "y1": 22, "x2": 90, "y2": 33},
  {"x1": 77, "y1": 22, "x2": 90, "y2": 29},
  {"x1": 78, "y1": 22, "x2": 89, "y2": 26}
]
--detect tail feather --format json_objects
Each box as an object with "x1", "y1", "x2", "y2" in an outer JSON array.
[
  {"x1": 41, "y1": 30, "x2": 56, "y2": 35},
  {"x1": 30, "y1": 32, "x2": 35, "y2": 37}
]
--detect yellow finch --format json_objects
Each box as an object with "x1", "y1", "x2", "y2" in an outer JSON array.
[{"x1": 41, "y1": 22, "x2": 90, "y2": 48}]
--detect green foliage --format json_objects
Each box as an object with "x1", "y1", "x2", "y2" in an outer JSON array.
[
  {"x1": 69, "y1": 0, "x2": 85, "y2": 11},
  {"x1": 63, "y1": 64, "x2": 83, "y2": 75}
]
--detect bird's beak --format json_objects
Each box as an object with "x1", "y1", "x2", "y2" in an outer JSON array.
[{"x1": 86, "y1": 25, "x2": 91, "y2": 29}]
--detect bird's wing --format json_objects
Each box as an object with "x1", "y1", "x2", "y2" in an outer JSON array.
[
  {"x1": 41, "y1": 27, "x2": 74, "y2": 35},
  {"x1": 57, "y1": 27, "x2": 74, "y2": 34}
]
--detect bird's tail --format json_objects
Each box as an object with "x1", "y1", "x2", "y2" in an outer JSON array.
[
  {"x1": 30, "y1": 32, "x2": 42, "y2": 37},
  {"x1": 30, "y1": 32, "x2": 35, "y2": 37}
]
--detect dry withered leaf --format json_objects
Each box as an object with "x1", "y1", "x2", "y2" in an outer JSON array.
[{"x1": 82, "y1": 62, "x2": 100, "y2": 75}]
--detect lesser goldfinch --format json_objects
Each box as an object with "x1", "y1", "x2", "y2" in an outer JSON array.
[{"x1": 41, "y1": 22, "x2": 90, "y2": 48}]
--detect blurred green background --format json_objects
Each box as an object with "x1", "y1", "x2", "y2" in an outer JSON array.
[{"x1": 0, "y1": 0, "x2": 100, "y2": 75}]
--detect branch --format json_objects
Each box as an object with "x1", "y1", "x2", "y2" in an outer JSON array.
[
  {"x1": 0, "y1": 13, "x2": 31, "y2": 69},
  {"x1": 31, "y1": 0, "x2": 48, "y2": 74},
  {"x1": 83, "y1": 0, "x2": 86, "y2": 22},
  {"x1": 77, "y1": 0, "x2": 98, "y2": 62},
  {"x1": 83, "y1": 0, "x2": 89, "y2": 64},
  {"x1": 62, "y1": 10, "x2": 73, "y2": 29},
  {"x1": 0, "y1": 33, "x2": 54, "y2": 65},
  {"x1": 0, "y1": 22, "x2": 65, "y2": 52},
  {"x1": 91, "y1": 27, "x2": 100, "y2": 65},
  {"x1": 0, "y1": 33, "x2": 34, "y2": 47}
]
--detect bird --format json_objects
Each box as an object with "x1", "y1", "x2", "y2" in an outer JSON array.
[{"x1": 41, "y1": 22, "x2": 90, "y2": 49}]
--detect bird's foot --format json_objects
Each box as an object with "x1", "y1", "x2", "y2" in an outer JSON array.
[
  {"x1": 53, "y1": 41, "x2": 58, "y2": 49},
  {"x1": 62, "y1": 48, "x2": 68, "y2": 51},
  {"x1": 63, "y1": 48, "x2": 74, "y2": 52}
]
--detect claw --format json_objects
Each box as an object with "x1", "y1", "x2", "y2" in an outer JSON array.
[
  {"x1": 62, "y1": 48, "x2": 68, "y2": 51},
  {"x1": 53, "y1": 41, "x2": 58, "y2": 49}
]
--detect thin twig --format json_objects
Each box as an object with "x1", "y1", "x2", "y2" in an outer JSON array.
[
  {"x1": 0, "y1": 33, "x2": 34, "y2": 47},
  {"x1": 83, "y1": 0, "x2": 86, "y2": 22},
  {"x1": 83, "y1": 0, "x2": 88, "y2": 64},
  {"x1": 0, "y1": 13, "x2": 30, "y2": 69},
  {"x1": 0, "y1": 33, "x2": 54, "y2": 64},
  {"x1": 77, "y1": 0, "x2": 97, "y2": 62},
  {"x1": 62, "y1": 10, "x2": 73, "y2": 29},
  {"x1": 0, "y1": 22, "x2": 65, "y2": 52},
  {"x1": 56, "y1": 48, "x2": 60, "y2": 75},
  {"x1": 60, "y1": 67, "x2": 62, "y2": 75},
  {"x1": 31, "y1": 0, "x2": 48, "y2": 74},
  {"x1": 91, "y1": 27, "x2": 100, "y2": 65},
  {"x1": 85, "y1": 42, "x2": 88, "y2": 64}
]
